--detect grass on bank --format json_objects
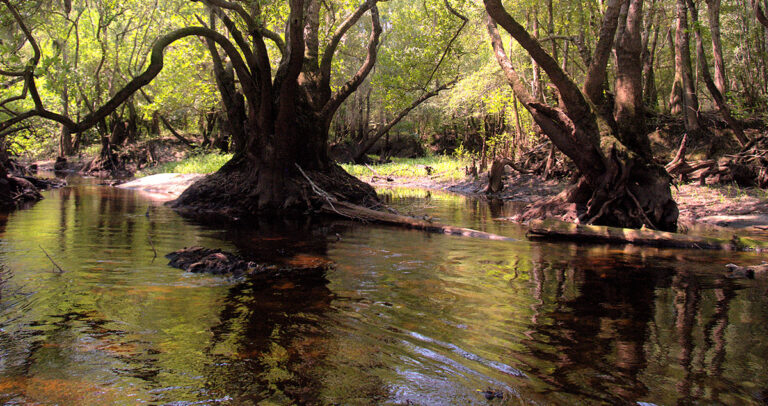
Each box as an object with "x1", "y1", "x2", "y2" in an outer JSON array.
[
  {"x1": 137, "y1": 152, "x2": 232, "y2": 176},
  {"x1": 136, "y1": 152, "x2": 469, "y2": 183},
  {"x1": 341, "y1": 156, "x2": 469, "y2": 182}
]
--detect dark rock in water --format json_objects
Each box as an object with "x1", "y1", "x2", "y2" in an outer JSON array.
[
  {"x1": 22, "y1": 175, "x2": 65, "y2": 190},
  {"x1": 54, "y1": 157, "x2": 68, "y2": 171},
  {"x1": 725, "y1": 262, "x2": 768, "y2": 279},
  {"x1": 166, "y1": 246, "x2": 330, "y2": 281},
  {"x1": 99, "y1": 178, "x2": 128, "y2": 187}
]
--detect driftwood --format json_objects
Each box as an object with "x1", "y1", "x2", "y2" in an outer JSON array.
[
  {"x1": 526, "y1": 219, "x2": 767, "y2": 251},
  {"x1": 291, "y1": 163, "x2": 516, "y2": 241}
]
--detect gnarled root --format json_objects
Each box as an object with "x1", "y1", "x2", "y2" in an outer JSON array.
[
  {"x1": 169, "y1": 157, "x2": 378, "y2": 220},
  {"x1": 519, "y1": 152, "x2": 678, "y2": 231}
]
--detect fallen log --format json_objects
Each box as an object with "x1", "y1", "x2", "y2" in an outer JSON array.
[
  {"x1": 326, "y1": 200, "x2": 516, "y2": 241},
  {"x1": 294, "y1": 163, "x2": 516, "y2": 242},
  {"x1": 526, "y1": 219, "x2": 767, "y2": 251}
]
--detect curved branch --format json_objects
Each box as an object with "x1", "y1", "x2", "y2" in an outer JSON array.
[
  {"x1": 422, "y1": 0, "x2": 468, "y2": 88},
  {"x1": 582, "y1": 0, "x2": 624, "y2": 104},
  {"x1": 204, "y1": 3, "x2": 260, "y2": 78},
  {"x1": 352, "y1": 80, "x2": 456, "y2": 162},
  {"x1": 202, "y1": 0, "x2": 255, "y2": 27},
  {"x1": 485, "y1": 15, "x2": 535, "y2": 105},
  {"x1": 320, "y1": 4, "x2": 382, "y2": 120},
  {"x1": 485, "y1": 14, "x2": 605, "y2": 179},
  {"x1": 1, "y1": 27, "x2": 256, "y2": 135},
  {"x1": 755, "y1": 0, "x2": 768, "y2": 28},
  {"x1": 484, "y1": 0, "x2": 592, "y2": 122},
  {"x1": 319, "y1": 0, "x2": 376, "y2": 92},
  {"x1": 259, "y1": 27, "x2": 285, "y2": 55}
]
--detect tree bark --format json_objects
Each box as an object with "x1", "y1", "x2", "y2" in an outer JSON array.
[
  {"x1": 688, "y1": 0, "x2": 748, "y2": 145},
  {"x1": 484, "y1": 0, "x2": 678, "y2": 231},
  {"x1": 705, "y1": 0, "x2": 728, "y2": 95},
  {"x1": 671, "y1": 0, "x2": 701, "y2": 132}
]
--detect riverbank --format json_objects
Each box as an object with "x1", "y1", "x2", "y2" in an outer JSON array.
[{"x1": 111, "y1": 155, "x2": 768, "y2": 229}]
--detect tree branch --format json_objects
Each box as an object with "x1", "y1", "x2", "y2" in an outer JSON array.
[
  {"x1": 421, "y1": 0, "x2": 468, "y2": 89},
  {"x1": 353, "y1": 80, "x2": 456, "y2": 162},
  {"x1": 582, "y1": 0, "x2": 624, "y2": 104},
  {"x1": 1, "y1": 27, "x2": 257, "y2": 135},
  {"x1": 320, "y1": 4, "x2": 382, "y2": 120},
  {"x1": 484, "y1": 0, "x2": 592, "y2": 122},
  {"x1": 319, "y1": 0, "x2": 376, "y2": 92}
]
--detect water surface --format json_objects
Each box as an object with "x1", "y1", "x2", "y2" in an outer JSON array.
[{"x1": 0, "y1": 180, "x2": 766, "y2": 405}]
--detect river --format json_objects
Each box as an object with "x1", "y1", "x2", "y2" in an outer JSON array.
[{"x1": 0, "y1": 176, "x2": 766, "y2": 405}]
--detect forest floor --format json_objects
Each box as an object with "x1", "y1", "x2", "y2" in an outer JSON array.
[{"x1": 359, "y1": 166, "x2": 768, "y2": 229}]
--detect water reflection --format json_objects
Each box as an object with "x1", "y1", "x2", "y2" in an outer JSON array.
[{"x1": 0, "y1": 181, "x2": 765, "y2": 404}]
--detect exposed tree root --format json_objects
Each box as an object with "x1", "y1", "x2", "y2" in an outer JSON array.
[
  {"x1": 667, "y1": 134, "x2": 768, "y2": 187},
  {"x1": 518, "y1": 148, "x2": 678, "y2": 231},
  {"x1": 170, "y1": 158, "x2": 516, "y2": 241}
]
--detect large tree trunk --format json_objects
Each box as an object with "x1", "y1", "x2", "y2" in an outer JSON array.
[
  {"x1": 172, "y1": 105, "x2": 377, "y2": 216},
  {"x1": 484, "y1": 0, "x2": 678, "y2": 231},
  {"x1": 706, "y1": 0, "x2": 728, "y2": 95},
  {"x1": 171, "y1": 0, "x2": 383, "y2": 217},
  {"x1": 671, "y1": 0, "x2": 701, "y2": 132}
]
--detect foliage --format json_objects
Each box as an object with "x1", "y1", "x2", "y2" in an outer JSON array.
[
  {"x1": 341, "y1": 156, "x2": 469, "y2": 182},
  {"x1": 137, "y1": 151, "x2": 232, "y2": 177}
]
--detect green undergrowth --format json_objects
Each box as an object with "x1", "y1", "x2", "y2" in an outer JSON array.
[
  {"x1": 136, "y1": 153, "x2": 469, "y2": 183},
  {"x1": 341, "y1": 156, "x2": 469, "y2": 182},
  {"x1": 137, "y1": 152, "x2": 232, "y2": 177}
]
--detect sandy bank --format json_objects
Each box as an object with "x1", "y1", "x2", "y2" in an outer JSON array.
[{"x1": 117, "y1": 173, "x2": 205, "y2": 200}]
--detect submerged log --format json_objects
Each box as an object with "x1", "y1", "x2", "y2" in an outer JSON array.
[
  {"x1": 166, "y1": 246, "x2": 329, "y2": 281},
  {"x1": 526, "y1": 219, "x2": 767, "y2": 251}
]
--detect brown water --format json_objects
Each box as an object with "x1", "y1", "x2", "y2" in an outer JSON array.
[{"x1": 0, "y1": 179, "x2": 767, "y2": 405}]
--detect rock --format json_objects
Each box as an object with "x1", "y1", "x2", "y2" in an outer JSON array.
[{"x1": 166, "y1": 246, "x2": 330, "y2": 281}]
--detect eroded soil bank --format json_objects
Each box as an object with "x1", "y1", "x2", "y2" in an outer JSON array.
[
  {"x1": 359, "y1": 170, "x2": 768, "y2": 229},
  {"x1": 118, "y1": 168, "x2": 768, "y2": 231}
]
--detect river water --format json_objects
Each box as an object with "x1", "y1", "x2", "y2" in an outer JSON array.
[{"x1": 0, "y1": 177, "x2": 766, "y2": 405}]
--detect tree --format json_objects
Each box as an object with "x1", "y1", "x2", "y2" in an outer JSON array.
[
  {"x1": 1, "y1": 0, "x2": 394, "y2": 216},
  {"x1": 668, "y1": 0, "x2": 700, "y2": 133},
  {"x1": 483, "y1": 0, "x2": 679, "y2": 231}
]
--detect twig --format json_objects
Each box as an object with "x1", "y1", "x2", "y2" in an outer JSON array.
[
  {"x1": 147, "y1": 234, "x2": 157, "y2": 261},
  {"x1": 39, "y1": 245, "x2": 64, "y2": 273},
  {"x1": 364, "y1": 163, "x2": 379, "y2": 176},
  {"x1": 627, "y1": 189, "x2": 658, "y2": 230},
  {"x1": 294, "y1": 163, "x2": 352, "y2": 219}
]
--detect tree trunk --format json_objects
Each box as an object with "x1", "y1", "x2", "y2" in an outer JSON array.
[
  {"x1": 171, "y1": 1, "x2": 385, "y2": 217},
  {"x1": 484, "y1": 0, "x2": 678, "y2": 231},
  {"x1": 688, "y1": 0, "x2": 748, "y2": 145},
  {"x1": 672, "y1": 0, "x2": 701, "y2": 132},
  {"x1": 706, "y1": 0, "x2": 728, "y2": 95}
]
